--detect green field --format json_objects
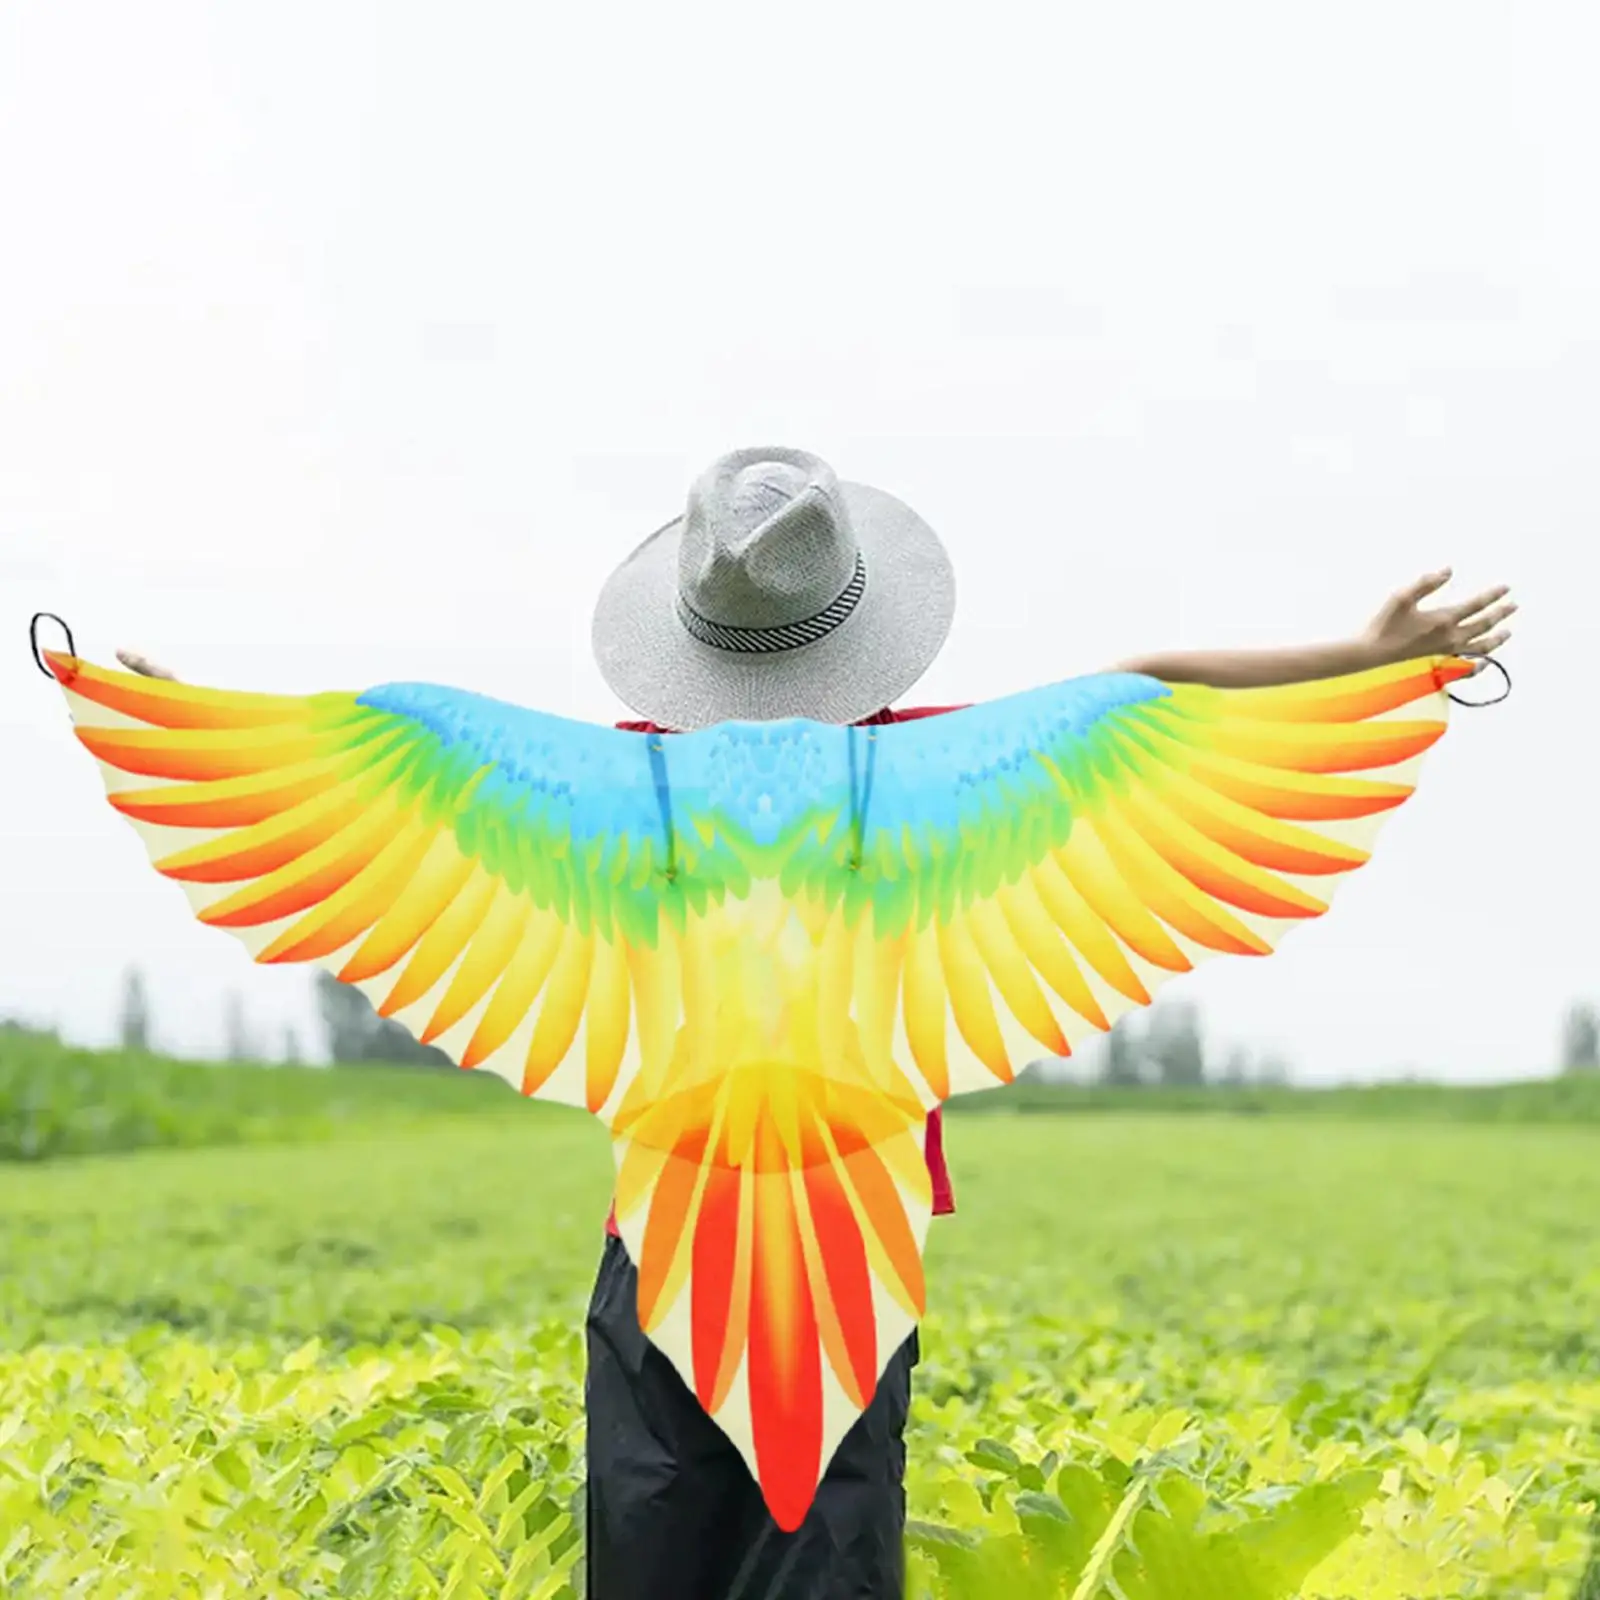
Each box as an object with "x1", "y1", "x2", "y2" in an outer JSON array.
[{"x1": 1, "y1": 1044, "x2": 1598, "y2": 1597}]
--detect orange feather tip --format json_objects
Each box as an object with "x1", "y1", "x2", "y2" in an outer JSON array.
[
  {"x1": 50, "y1": 653, "x2": 169, "y2": 710},
  {"x1": 336, "y1": 947, "x2": 396, "y2": 986},
  {"x1": 520, "y1": 1056, "x2": 561, "y2": 1097},
  {"x1": 48, "y1": 649, "x2": 325, "y2": 730},
  {"x1": 455, "y1": 1031, "x2": 491, "y2": 1071},
  {"x1": 1432, "y1": 656, "x2": 1476, "y2": 690},
  {"x1": 42, "y1": 648, "x2": 82, "y2": 687},
  {"x1": 253, "y1": 937, "x2": 308, "y2": 966}
]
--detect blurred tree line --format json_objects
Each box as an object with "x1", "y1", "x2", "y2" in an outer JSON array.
[
  {"x1": 112, "y1": 967, "x2": 450, "y2": 1068},
  {"x1": 1051, "y1": 994, "x2": 1600, "y2": 1088},
  {"x1": 1562, "y1": 1003, "x2": 1598, "y2": 1074},
  {"x1": 1088, "y1": 1001, "x2": 1291, "y2": 1090},
  {"x1": 310, "y1": 972, "x2": 452, "y2": 1068},
  {"x1": 119, "y1": 968, "x2": 151, "y2": 1054}
]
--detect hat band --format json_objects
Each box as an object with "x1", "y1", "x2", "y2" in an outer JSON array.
[{"x1": 676, "y1": 552, "x2": 867, "y2": 654}]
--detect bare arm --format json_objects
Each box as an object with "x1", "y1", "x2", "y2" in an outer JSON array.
[
  {"x1": 115, "y1": 650, "x2": 178, "y2": 680},
  {"x1": 1112, "y1": 569, "x2": 1515, "y2": 689},
  {"x1": 117, "y1": 570, "x2": 1516, "y2": 698}
]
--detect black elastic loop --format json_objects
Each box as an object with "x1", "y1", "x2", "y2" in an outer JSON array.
[
  {"x1": 29, "y1": 612, "x2": 76, "y2": 680},
  {"x1": 1447, "y1": 655, "x2": 1510, "y2": 707}
]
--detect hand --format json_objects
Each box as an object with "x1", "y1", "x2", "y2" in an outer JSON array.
[
  {"x1": 1363, "y1": 570, "x2": 1515, "y2": 671},
  {"x1": 116, "y1": 649, "x2": 179, "y2": 682}
]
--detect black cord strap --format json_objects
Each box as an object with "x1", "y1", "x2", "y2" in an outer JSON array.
[
  {"x1": 29, "y1": 612, "x2": 76, "y2": 681},
  {"x1": 1446, "y1": 655, "x2": 1511, "y2": 707}
]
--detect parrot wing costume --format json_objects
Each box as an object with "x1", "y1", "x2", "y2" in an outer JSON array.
[{"x1": 43, "y1": 647, "x2": 1472, "y2": 1530}]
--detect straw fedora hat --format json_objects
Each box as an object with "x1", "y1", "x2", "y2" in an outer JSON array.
[{"x1": 591, "y1": 446, "x2": 956, "y2": 729}]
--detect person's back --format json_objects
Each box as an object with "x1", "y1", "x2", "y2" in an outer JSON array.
[
  {"x1": 115, "y1": 444, "x2": 1513, "y2": 1600},
  {"x1": 582, "y1": 448, "x2": 960, "y2": 1599}
]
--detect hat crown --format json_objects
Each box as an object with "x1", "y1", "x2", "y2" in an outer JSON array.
[{"x1": 679, "y1": 447, "x2": 859, "y2": 630}]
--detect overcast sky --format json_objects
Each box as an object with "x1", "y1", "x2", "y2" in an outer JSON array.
[{"x1": 2, "y1": 2, "x2": 1595, "y2": 1083}]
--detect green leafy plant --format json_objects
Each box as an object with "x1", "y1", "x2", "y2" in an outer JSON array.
[{"x1": 2, "y1": 1038, "x2": 1596, "y2": 1596}]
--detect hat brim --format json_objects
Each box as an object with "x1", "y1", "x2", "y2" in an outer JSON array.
[{"x1": 591, "y1": 481, "x2": 956, "y2": 729}]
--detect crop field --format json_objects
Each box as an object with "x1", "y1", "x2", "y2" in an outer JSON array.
[{"x1": 1, "y1": 1044, "x2": 1597, "y2": 1598}]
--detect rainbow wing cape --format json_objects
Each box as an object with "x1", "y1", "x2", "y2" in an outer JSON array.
[{"x1": 44, "y1": 649, "x2": 1472, "y2": 1529}]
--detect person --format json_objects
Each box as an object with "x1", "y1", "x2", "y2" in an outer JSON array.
[{"x1": 119, "y1": 445, "x2": 1514, "y2": 1600}]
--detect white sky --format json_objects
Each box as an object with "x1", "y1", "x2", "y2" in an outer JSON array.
[{"x1": 1, "y1": 1, "x2": 1595, "y2": 1083}]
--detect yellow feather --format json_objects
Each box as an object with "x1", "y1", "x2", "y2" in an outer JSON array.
[
  {"x1": 1133, "y1": 717, "x2": 1413, "y2": 821},
  {"x1": 613, "y1": 1135, "x2": 672, "y2": 1222},
  {"x1": 966, "y1": 900, "x2": 1068, "y2": 1054},
  {"x1": 379, "y1": 866, "x2": 498, "y2": 1016},
  {"x1": 1210, "y1": 656, "x2": 1436, "y2": 722},
  {"x1": 1029, "y1": 854, "x2": 1150, "y2": 1005},
  {"x1": 639, "y1": 1122, "x2": 725, "y2": 1332},
  {"x1": 853, "y1": 928, "x2": 906, "y2": 1090},
  {"x1": 1055, "y1": 824, "x2": 1191, "y2": 973},
  {"x1": 722, "y1": 1070, "x2": 764, "y2": 1172},
  {"x1": 854, "y1": 1112, "x2": 935, "y2": 1204},
  {"x1": 197, "y1": 791, "x2": 408, "y2": 929},
  {"x1": 793, "y1": 889, "x2": 831, "y2": 943},
  {"x1": 822, "y1": 1121, "x2": 925, "y2": 1321},
  {"x1": 523, "y1": 930, "x2": 594, "y2": 1093},
  {"x1": 711, "y1": 1168, "x2": 755, "y2": 1410},
  {"x1": 422, "y1": 888, "x2": 531, "y2": 1043},
  {"x1": 677, "y1": 916, "x2": 718, "y2": 1081},
  {"x1": 340, "y1": 835, "x2": 475, "y2": 982},
  {"x1": 107, "y1": 744, "x2": 382, "y2": 827},
  {"x1": 817, "y1": 907, "x2": 857, "y2": 1073},
  {"x1": 1131, "y1": 762, "x2": 1370, "y2": 877},
  {"x1": 1092, "y1": 807, "x2": 1281, "y2": 955},
  {"x1": 257, "y1": 816, "x2": 433, "y2": 964},
  {"x1": 461, "y1": 908, "x2": 564, "y2": 1068},
  {"x1": 152, "y1": 780, "x2": 369, "y2": 881},
  {"x1": 901, "y1": 922, "x2": 949, "y2": 1100},
  {"x1": 994, "y1": 879, "x2": 1108, "y2": 1029},
  {"x1": 936, "y1": 914, "x2": 1012, "y2": 1081},
  {"x1": 627, "y1": 935, "x2": 681, "y2": 1102},
  {"x1": 789, "y1": 1162, "x2": 865, "y2": 1409},
  {"x1": 585, "y1": 934, "x2": 632, "y2": 1112}
]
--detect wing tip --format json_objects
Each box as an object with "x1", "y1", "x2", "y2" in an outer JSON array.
[{"x1": 41, "y1": 648, "x2": 82, "y2": 688}]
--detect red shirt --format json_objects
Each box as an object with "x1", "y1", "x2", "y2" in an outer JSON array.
[{"x1": 604, "y1": 705, "x2": 964, "y2": 1237}]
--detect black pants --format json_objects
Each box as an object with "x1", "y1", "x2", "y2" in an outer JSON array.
[{"x1": 584, "y1": 1233, "x2": 916, "y2": 1600}]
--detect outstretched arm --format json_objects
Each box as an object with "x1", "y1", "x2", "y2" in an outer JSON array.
[
  {"x1": 1113, "y1": 569, "x2": 1515, "y2": 689},
  {"x1": 115, "y1": 649, "x2": 178, "y2": 681}
]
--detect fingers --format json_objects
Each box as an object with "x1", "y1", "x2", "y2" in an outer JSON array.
[
  {"x1": 1459, "y1": 627, "x2": 1511, "y2": 658},
  {"x1": 116, "y1": 648, "x2": 177, "y2": 681},
  {"x1": 1399, "y1": 568, "x2": 1453, "y2": 606},
  {"x1": 1447, "y1": 584, "x2": 1512, "y2": 625},
  {"x1": 1459, "y1": 599, "x2": 1516, "y2": 639},
  {"x1": 1451, "y1": 589, "x2": 1516, "y2": 660}
]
